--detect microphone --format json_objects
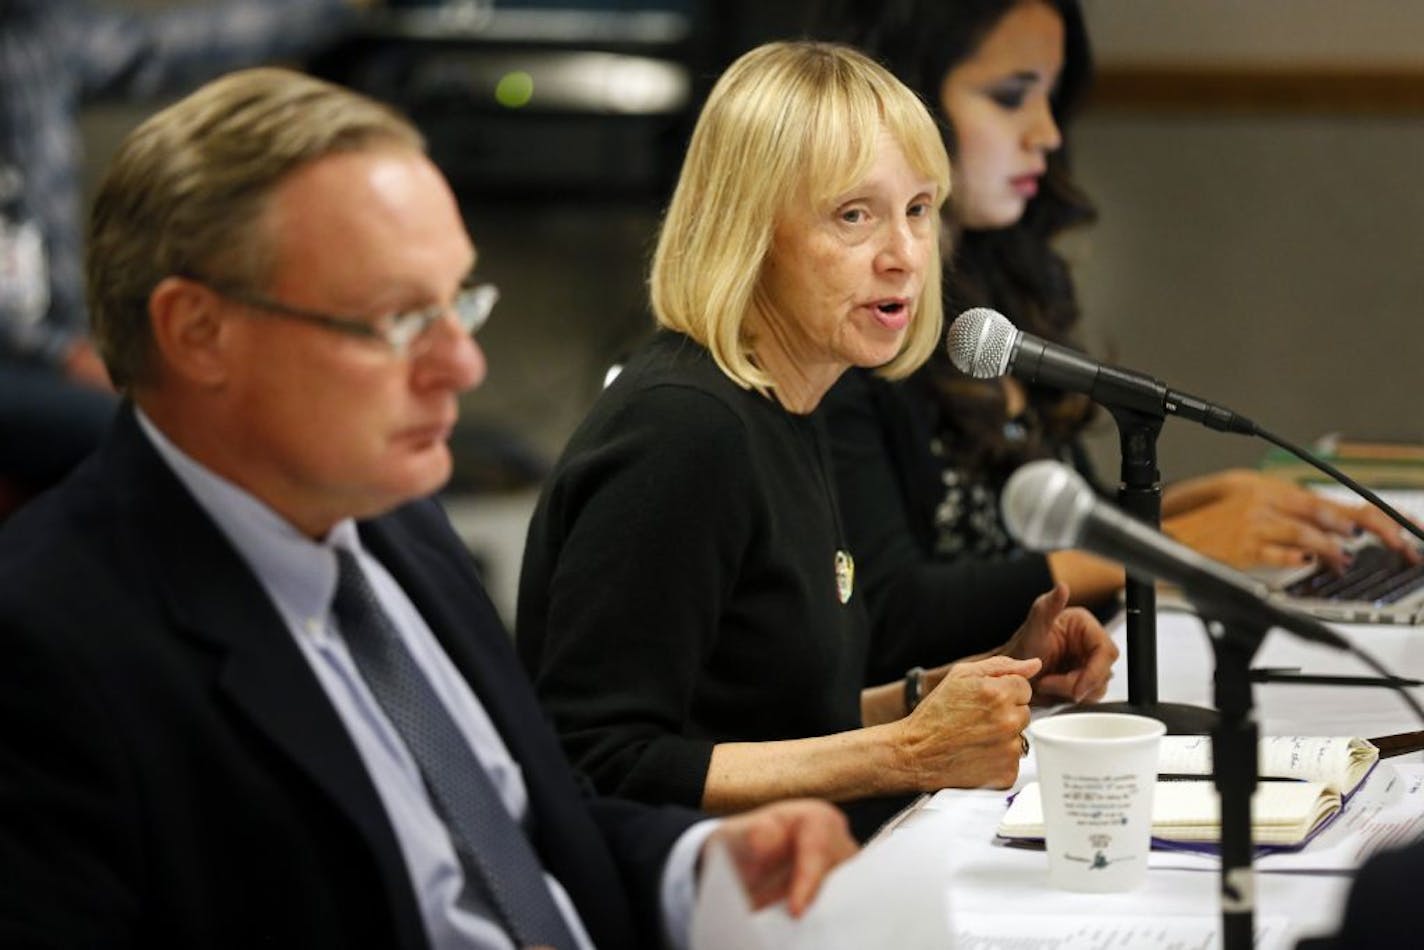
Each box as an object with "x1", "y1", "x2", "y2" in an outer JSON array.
[
  {"x1": 947, "y1": 307, "x2": 1256, "y2": 435},
  {"x1": 951, "y1": 308, "x2": 1424, "y2": 549},
  {"x1": 1001, "y1": 459, "x2": 1349, "y2": 651}
]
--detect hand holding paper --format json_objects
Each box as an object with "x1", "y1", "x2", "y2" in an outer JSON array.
[
  {"x1": 701, "y1": 799, "x2": 857, "y2": 917},
  {"x1": 691, "y1": 823, "x2": 954, "y2": 950}
]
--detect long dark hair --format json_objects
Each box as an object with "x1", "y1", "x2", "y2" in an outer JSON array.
[{"x1": 819, "y1": 0, "x2": 1098, "y2": 482}]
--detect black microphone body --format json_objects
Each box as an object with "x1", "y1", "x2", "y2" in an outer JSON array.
[
  {"x1": 1011, "y1": 333, "x2": 1166, "y2": 419},
  {"x1": 956, "y1": 307, "x2": 1424, "y2": 549},
  {"x1": 952, "y1": 308, "x2": 1257, "y2": 435},
  {"x1": 1003, "y1": 460, "x2": 1350, "y2": 652}
]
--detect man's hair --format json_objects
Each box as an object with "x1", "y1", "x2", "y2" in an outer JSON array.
[
  {"x1": 649, "y1": 41, "x2": 952, "y2": 390},
  {"x1": 88, "y1": 67, "x2": 425, "y2": 391}
]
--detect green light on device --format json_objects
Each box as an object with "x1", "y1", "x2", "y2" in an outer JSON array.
[{"x1": 495, "y1": 71, "x2": 534, "y2": 109}]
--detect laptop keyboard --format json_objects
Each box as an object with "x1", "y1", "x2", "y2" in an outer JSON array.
[{"x1": 1285, "y1": 544, "x2": 1424, "y2": 605}]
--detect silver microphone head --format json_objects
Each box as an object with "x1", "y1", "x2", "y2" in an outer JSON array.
[
  {"x1": 946, "y1": 307, "x2": 1018, "y2": 378},
  {"x1": 1001, "y1": 460, "x2": 1095, "y2": 551}
]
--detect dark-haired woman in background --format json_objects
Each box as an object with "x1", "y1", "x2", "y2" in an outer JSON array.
[{"x1": 818, "y1": 0, "x2": 1416, "y2": 686}]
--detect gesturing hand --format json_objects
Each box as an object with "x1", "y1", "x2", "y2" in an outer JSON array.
[{"x1": 1003, "y1": 582, "x2": 1117, "y2": 704}]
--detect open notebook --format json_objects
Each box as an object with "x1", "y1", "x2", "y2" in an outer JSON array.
[{"x1": 997, "y1": 736, "x2": 1379, "y2": 851}]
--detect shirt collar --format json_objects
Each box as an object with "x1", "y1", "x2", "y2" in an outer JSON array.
[{"x1": 134, "y1": 407, "x2": 358, "y2": 634}]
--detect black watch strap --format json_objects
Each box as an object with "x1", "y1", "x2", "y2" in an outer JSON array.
[{"x1": 904, "y1": 665, "x2": 926, "y2": 713}]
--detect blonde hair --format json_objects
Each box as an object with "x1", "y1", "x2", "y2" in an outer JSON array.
[
  {"x1": 88, "y1": 67, "x2": 424, "y2": 391},
  {"x1": 649, "y1": 41, "x2": 951, "y2": 390}
]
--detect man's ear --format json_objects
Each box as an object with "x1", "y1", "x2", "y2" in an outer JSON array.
[{"x1": 147, "y1": 277, "x2": 232, "y2": 387}]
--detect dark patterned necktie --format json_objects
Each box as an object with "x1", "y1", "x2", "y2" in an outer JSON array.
[{"x1": 331, "y1": 548, "x2": 577, "y2": 950}]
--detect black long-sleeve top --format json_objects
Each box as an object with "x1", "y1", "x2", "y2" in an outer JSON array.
[
  {"x1": 820, "y1": 367, "x2": 1063, "y2": 685},
  {"x1": 518, "y1": 332, "x2": 882, "y2": 820}
]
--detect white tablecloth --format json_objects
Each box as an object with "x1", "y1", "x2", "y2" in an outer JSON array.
[{"x1": 892, "y1": 608, "x2": 1424, "y2": 948}]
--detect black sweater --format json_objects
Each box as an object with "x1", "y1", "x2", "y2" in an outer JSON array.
[
  {"x1": 820, "y1": 367, "x2": 1060, "y2": 685},
  {"x1": 518, "y1": 332, "x2": 895, "y2": 829}
]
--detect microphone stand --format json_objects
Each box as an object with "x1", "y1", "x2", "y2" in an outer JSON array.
[
  {"x1": 1201, "y1": 612, "x2": 1268, "y2": 950},
  {"x1": 1082, "y1": 405, "x2": 1218, "y2": 734},
  {"x1": 1114, "y1": 406, "x2": 1164, "y2": 707}
]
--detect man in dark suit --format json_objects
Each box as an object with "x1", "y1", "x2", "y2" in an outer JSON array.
[{"x1": 0, "y1": 67, "x2": 855, "y2": 949}]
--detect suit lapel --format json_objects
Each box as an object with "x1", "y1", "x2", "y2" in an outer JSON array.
[
  {"x1": 107, "y1": 409, "x2": 428, "y2": 949},
  {"x1": 108, "y1": 406, "x2": 641, "y2": 950}
]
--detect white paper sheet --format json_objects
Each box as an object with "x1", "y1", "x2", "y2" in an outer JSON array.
[
  {"x1": 688, "y1": 840, "x2": 768, "y2": 950},
  {"x1": 953, "y1": 912, "x2": 1291, "y2": 949},
  {"x1": 689, "y1": 825, "x2": 954, "y2": 949}
]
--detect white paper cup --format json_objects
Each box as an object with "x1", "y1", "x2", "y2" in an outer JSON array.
[{"x1": 1027, "y1": 712, "x2": 1166, "y2": 892}]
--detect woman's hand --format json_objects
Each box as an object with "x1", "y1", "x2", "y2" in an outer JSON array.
[
  {"x1": 1000, "y1": 582, "x2": 1117, "y2": 705},
  {"x1": 1163, "y1": 469, "x2": 1420, "y2": 572},
  {"x1": 707, "y1": 660, "x2": 1037, "y2": 809},
  {"x1": 894, "y1": 655, "x2": 1039, "y2": 790}
]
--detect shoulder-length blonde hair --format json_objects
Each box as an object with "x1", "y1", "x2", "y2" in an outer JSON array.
[{"x1": 649, "y1": 41, "x2": 951, "y2": 390}]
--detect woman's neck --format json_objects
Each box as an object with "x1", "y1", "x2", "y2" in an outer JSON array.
[{"x1": 745, "y1": 326, "x2": 842, "y2": 415}]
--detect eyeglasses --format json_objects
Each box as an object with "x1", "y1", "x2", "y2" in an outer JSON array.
[{"x1": 189, "y1": 276, "x2": 499, "y2": 358}]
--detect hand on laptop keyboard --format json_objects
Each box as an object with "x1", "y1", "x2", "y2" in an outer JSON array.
[
  {"x1": 1163, "y1": 469, "x2": 1424, "y2": 573},
  {"x1": 1285, "y1": 540, "x2": 1424, "y2": 606}
]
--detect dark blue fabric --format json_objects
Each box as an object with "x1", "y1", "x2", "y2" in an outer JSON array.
[
  {"x1": 0, "y1": 363, "x2": 113, "y2": 489},
  {"x1": 0, "y1": 404, "x2": 701, "y2": 948}
]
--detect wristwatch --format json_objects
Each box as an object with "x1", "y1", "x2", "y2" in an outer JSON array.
[{"x1": 904, "y1": 665, "x2": 926, "y2": 713}]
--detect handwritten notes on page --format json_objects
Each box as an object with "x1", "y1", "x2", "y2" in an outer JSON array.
[
  {"x1": 954, "y1": 913, "x2": 1291, "y2": 949},
  {"x1": 1152, "y1": 762, "x2": 1424, "y2": 872}
]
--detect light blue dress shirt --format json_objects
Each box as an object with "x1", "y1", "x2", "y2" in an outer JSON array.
[{"x1": 136, "y1": 410, "x2": 712, "y2": 949}]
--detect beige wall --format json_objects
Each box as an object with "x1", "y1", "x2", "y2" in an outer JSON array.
[
  {"x1": 1082, "y1": 0, "x2": 1424, "y2": 66},
  {"x1": 1069, "y1": 1, "x2": 1424, "y2": 480}
]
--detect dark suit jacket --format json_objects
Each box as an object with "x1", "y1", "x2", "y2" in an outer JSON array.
[
  {"x1": 1295, "y1": 839, "x2": 1424, "y2": 949},
  {"x1": 0, "y1": 406, "x2": 698, "y2": 949}
]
